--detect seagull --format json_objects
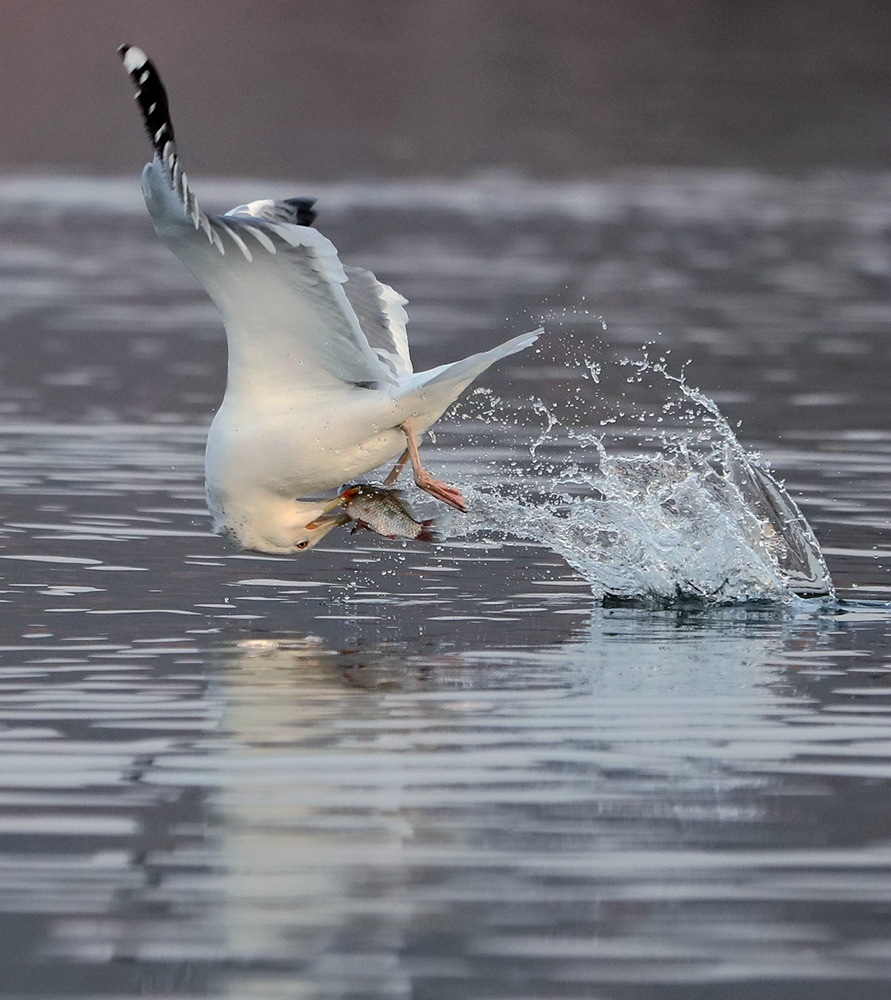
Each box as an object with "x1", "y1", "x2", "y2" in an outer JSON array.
[{"x1": 119, "y1": 45, "x2": 540, "y2": 553}]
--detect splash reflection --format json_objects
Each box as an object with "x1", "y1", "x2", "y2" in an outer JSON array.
[{"x1": 181, "y1": 610, "x2": 891, "y2": 998}]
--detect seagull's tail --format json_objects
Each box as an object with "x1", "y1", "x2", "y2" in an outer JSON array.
[{"x1": 397, "y1": 328, "x2": 541, "y2": 417}]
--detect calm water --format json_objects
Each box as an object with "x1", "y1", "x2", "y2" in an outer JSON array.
[{"x1": 0, "y1": 171, "x2": 889, "y2": 999}]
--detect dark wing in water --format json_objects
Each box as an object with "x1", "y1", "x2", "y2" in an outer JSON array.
[{"x1": 727, "y1": 454, "x2": 834, "y2": 598}]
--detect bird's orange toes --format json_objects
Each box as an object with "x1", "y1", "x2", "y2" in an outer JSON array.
[{"x1": 416, "y1": 475, "x2": 467, "y2": 513}]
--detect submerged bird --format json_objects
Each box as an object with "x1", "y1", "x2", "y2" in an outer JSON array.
[{"x1": 119, "y1": 45, "x2": 540, "y2": 553}]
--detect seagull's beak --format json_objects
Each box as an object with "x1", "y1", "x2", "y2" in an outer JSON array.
[
  {"x1": 307, "y1": 511, "x2": 352, "y2": 532},
  {"x1": 304, "y1": 494, "x2": 352, "y2": 531}
]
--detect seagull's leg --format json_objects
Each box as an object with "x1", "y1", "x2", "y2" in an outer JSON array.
[
  {"x1": 383, "y1": 449, "x2": 410, "y2": 487},
  {"x1": 399, "y1": 421, "x2": 467, "y2": 512}
]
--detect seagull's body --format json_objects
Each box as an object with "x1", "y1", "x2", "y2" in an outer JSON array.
[{"x1": 120, "y1": 45, "x2": 540, "y2": 553}]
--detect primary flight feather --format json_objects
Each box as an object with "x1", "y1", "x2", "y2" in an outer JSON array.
[{"x1": 119, "y1": 44, "x2": 541, "y2": 553}]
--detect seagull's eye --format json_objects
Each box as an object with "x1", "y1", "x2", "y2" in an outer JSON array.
[{"x1": 295, "y1": 539, "x2": 309, "y2": 550}]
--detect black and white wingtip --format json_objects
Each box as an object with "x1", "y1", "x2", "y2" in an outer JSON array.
[
  {"x1": 283, "y1": 197, "x2": 318, "y2": 228},
  {"x1": 119, "y1": 45, "x2": 175, "y2": 154},
  {"x1": 119, "y1": 45, "x2": 320, "y2": 260},
  {"x1": 119, "y1": 44, "x2": 217, "y2": 245}
]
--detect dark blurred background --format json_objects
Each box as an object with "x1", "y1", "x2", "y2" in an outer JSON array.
[{"x1": 1, "y1": 0, "x2": 887, "y2": 180}]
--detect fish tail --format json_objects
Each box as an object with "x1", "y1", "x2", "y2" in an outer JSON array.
[{"x1": 415, "y1": 518, "x2": 442, "y2": 544}]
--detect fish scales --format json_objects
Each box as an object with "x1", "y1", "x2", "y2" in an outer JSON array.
[{"x1": 341, "y1": 485, "x2": 437, "y2": 542}]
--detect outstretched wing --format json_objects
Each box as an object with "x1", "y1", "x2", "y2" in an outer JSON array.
[{"x1": 119, "y1": 45, "x2": 397, "y2": 390}]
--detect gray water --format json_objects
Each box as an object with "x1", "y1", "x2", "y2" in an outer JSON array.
[{"x1": 0, "y1": 171, "x2": 889, "y2": 999}]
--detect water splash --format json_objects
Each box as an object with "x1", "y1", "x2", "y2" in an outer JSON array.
[{"x1": 454, "y1": 339, "x2": 833, "y2": 606}]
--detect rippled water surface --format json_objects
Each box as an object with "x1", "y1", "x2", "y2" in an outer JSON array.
[{"x1": 0, "y1": 172, "x2": 889, "y2": 999}]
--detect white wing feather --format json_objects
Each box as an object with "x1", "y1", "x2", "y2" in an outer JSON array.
[{"x1": 342, "y1": 266, "x2": 413, "y2": 378}]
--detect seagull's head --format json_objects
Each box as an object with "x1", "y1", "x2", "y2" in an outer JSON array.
[
  {"x1": 212, "y1": 495, "x2": 351, "y2": 555},
  {"x1": 260, "y1": 502, "x2": 351, "y2": 554},
  {"x1": 288, "y1": 506, "x2": 352, "y2": 552}
]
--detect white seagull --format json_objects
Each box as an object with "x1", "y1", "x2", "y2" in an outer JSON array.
[{"x1": 120, "y1": 45, "x2": 540, "y2": 553}]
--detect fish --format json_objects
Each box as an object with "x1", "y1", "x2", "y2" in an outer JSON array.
[{"x1": 340, "y1": 485, "x2": 439, "y2": 542}]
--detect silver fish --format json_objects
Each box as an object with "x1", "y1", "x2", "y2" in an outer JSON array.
[{"x1": 341, "y1": 485, "x2": 438, "y2": 542}]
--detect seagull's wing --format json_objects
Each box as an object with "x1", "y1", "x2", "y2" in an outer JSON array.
[
  {"x1": 224, "y1": 197, "x2": 318, "y2": 227},
  {"x1": 342, "y1": 267, "x2": 413, "y2": 378},
  {"x1": 119, "y1": 45, "x2": 396, "y2": 390}
]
